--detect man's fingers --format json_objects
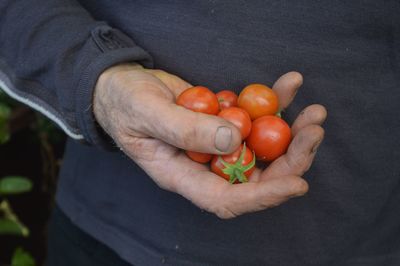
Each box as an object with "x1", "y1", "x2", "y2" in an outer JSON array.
[
  {"x1": 272, "y1": 71, "x2": 303, "y2": 110},
  {"x1": 140, "y1": 69, "x2": 243, "y2": 154},
  {"x1": 124, "y1": 137, "x2": 307, "y2": 219},
  {"x1": 112, "y1": 69, "x2": 240, "y2": 155},
  {"x1": 216, "y1": 176, "x2": 308, "y2": 218},
  {"x1": 261, "y1": 125, "x2": 325, "y2": 180},
  {"x1": 291, "y1": 104, "x2": 327, "y2": 136},
  {"x1": 144, "y1": 69, "x2": 193, "y2": 98},
  {"x1": 143, "y1": 103, "x2": 242, "y2": 154},
  {"x1": 166, "y1": 148, "x2": 308, "y2": 218},
  {"x1": 177, "y1": 171, "x2": 308, "y2": 219},
  {"x1": 121, "y1": 137, "x2": 209, "y2": 191}
]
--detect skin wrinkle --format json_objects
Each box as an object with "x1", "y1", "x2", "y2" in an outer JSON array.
[
  {"x1": 286, "y1": 132, "x2": 310, "y2": 169},
  {"x1": 129, "y1": 140, "x2": 181, "y2": 190},
  {"x1": 150, "y1": 105, "x2": 192, "y2": 149},
  {"x1": 291, "y1": 104, "x2": 327, "y2": 135},
  {"x1": 312, "y1": 139, "x2": 323, "y2": 153},
  {"x1": 242, "y1": 183, "x2": 262, "y2": 202},
  {"x1": 161, "y1": 107, "x2": 201, "y2": 150},
  {"x1": 183, "y1": 170, "x2": 229, "y2": 214},
  {"x1": 210, "y1": 194, "x2": 236, "y2": 219},
  {"x1": 125, "y1": 138, "x2": 156, "y2": 161},
  {"x1": 151, "y1": 154, "x2": 182, "y2": 191}
]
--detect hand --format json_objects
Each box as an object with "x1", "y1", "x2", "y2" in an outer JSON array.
[{"x1": 93, "y1": 64, "x2": 326, "y2": 219}]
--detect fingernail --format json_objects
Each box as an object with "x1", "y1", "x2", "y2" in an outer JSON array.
[
  {"x1": 215, "y1": 126, "x2": 232, "y2": 152},
  {"x1": 311, "y1": 139, "x2": 322, "y2": 153},
  {"x1": 294, "y1": 87, "x2": 300, "y2": 97}
]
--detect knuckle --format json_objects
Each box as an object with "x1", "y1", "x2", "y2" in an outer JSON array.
[
  {"x1": 265, "y1": 198, "x2": 284, "y2": 208},
  {"x1": 213, "y1": 206, "x2": 236, "y2": 219},
  {"x1": 107, "y1": 70, "x2": 129, "y2": 88},
  {"x1": 317, "y1": 126, "x2": 325, "y2": 140},
  {"x1": 305, "y1": 125, "x2": 325, "y2": 145},
  {"x1": 121, "y1": 137, "x2": 157, "y2": 161},
  {"x1": 206, "y1": 188, "x2": 238, "y2": 219},
  {"x1": 287, "y1": 154, "x2": 309, "y2": 174},
  {"x1": 180, "y1": 123, "x2": 199, "y2": 149},
  {"x1": 152, "y1": 69, "x2": 167, "y2": 76},
  {"x1": 287, "y1": 178, "x2": 308, "y2": 196}
]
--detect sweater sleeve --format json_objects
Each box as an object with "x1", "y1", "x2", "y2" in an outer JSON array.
[{"x1": 0, "y1": 0, "x2": 153, "y2": 148}]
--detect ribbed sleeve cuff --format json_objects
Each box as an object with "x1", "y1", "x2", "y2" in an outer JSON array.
[{"x1": 75, "y1": 25, "x2": 153, "y2": 149}]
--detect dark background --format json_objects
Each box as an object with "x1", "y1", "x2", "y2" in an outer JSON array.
[{"x1": 0, "y1": 109, "x2": 66, "y2": 266}]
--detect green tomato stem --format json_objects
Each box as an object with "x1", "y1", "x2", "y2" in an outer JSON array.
[{"x1": 220, "y1": 143, "x2": 255, "y2": 184}]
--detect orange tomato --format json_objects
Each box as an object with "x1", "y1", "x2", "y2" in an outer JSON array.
[
  {"x1": 237, "y1": 84, "x2": 279, "y2": 120},
  {"x1": 176, "y1": 86, "x2": 219, "y2": 115},
  {"x1": 185, "y1": 151, "x2": 212, "y2": 163},
  {"x1": 218, "y1": 107, "x2": 252, "y2": 140},
  {"x1": 216, "y1": 90, "x2": 238, "y2": 110}
]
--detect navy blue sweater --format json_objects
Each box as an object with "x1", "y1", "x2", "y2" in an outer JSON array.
[{"x1": 1, "y1": 1, "x2": 400, "y2": 265}]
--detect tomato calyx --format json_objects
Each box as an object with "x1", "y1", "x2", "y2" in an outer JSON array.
[
  {"x1": 217, "y1": 143, "x2": 256, "y2": 184},
  {"x1": 276, "y1": 108, "x2": 282, "y2": 118}
]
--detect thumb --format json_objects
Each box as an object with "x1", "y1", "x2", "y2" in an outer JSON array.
[
  {"x1": 128, "y1": 69, "x2": 242, "y2": 154},
  {"x1": 143, "y1": 102, "x2": 242, "y2": 154}
]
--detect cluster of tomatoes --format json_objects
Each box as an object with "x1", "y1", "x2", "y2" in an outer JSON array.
[{"x1": 176, "y1": 84, "x2": 291, "y2": 184}]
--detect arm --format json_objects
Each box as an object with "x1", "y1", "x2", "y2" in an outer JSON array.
[
  {"x1": 0, "y1": 0, "x2": 152, "y2": 147},
  {"x1": 0, "y1": 0, "x2": 327, "y2": 217}
]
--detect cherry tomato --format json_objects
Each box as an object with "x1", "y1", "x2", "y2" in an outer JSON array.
[
  {"x1": 237, "y1": 84, "x2": 279, "y2": 120},
  {"x1": 186, "y1": 151, "x2": 212, "y2": 163},
  {"x1": 246, "y1": 115, "x2": 291, "y2": 162},
  {"x1": 211, "y1": 144, "x2": 255, "y2": 183},
  {"x1": 216, "y1": 90, "x2": 238, "y2": 110},
  {"x1": 176, "y1": 86, "x2": 219, "y2": 115},
  {"x1": 218, "y1": 107, "x2": 252, "y2": 140}
]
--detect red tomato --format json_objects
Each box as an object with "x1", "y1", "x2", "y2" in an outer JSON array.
[
  {"x1": 186, "y1": 151, "x2": 212, "y2": 163},
  {"x1": 216, "y1": 90, "x2": 238, "y2": 110},
  {"x1": 237, "y1": 84, "x2": 279, "y2": 120},
  {"x1": 211, "y1": 144, "x2": 255, "y2": 183},
  {"x1": 176, "y1": 86, "x2": 219, "y2": 115},
  {"x1": 218, "y1": 107, "x2": 252, "y2": 140},
  {"x1": 246, "y1": 116, "x2": 291, "y2": 162}
]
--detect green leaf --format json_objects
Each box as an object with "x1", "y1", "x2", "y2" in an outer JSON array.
[
  {"x1": 0, "y1": 103, "x2": 11, "y2": 122},
  {"x1": 0, "y1": 200, "x2": 30, "y2": 237},
  {"x1": 0, "y1": 218, "x2": 29, "y2": 236},
  {"x1": 0, "y1": 122, "x2": 10, "y2": 144},
  {"x1": 0, "y1": 176, "x2": 33, "y2": 195},
  {"x1": 11, "y1": 247, "x2": 36, "y2": 266},
  {"x1": 0, "y1": 103, "x2": 11, "y2": 143}
]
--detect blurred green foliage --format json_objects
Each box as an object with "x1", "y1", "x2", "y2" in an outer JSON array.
[
  {"x1": 0, "y1": 89, "x2": 65, "y2": 266},
  {"x1": 11, "y1": 248, "x2": 36, "y2": 266},
  {"x1": 0, "y1": 100, "x2": 11, "y2": 144},
  {"x1": 0, "y1": 176, "x2": 33, "y2": 196}
]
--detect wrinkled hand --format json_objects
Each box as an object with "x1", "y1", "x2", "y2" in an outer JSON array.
[{"x1": 93, "y1": 64, "x2": 326, "y2": 219}]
